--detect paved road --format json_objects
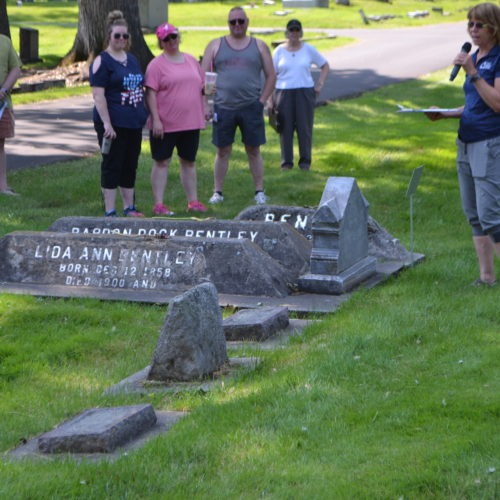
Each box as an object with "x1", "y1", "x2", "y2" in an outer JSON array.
[{"x1": 8, "y1": 22, "x2": 468, "y2": 171}]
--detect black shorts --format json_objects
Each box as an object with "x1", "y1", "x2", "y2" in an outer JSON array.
[{"x1": 150, "y1": 129, "x2": 200, "y2": 163}]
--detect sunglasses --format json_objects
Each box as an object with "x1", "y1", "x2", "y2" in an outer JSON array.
[
  {"x1": 113, "y1": 33, "x2": 130, "y2": 40},
  {"x1": 288, "y1": 27, "x2": 301, "y2": 32},
  {"x1": 163, "y1": 33, "x2": 178, "y2": 42},
  {"x1": 467, "y1": 21, "x2": 489, "y2": 29},
  {"x1": 229, "y1": 18, "x2": 246, "y2": 26}
]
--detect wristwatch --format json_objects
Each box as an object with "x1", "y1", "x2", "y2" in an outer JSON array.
[{"x1": 470, "y1": 73, "x2": 482, "y2": 83}]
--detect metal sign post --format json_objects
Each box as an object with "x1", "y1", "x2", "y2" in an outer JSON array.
[{"x1": 406, "y1": 166, "x2": 424, "y2": 266}]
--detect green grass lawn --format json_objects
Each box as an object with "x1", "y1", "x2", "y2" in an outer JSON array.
[{"x1": 0, "y1": 1, "x2": 499, "y2": 498}]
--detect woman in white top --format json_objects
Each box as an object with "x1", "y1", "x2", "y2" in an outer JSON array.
[{"x1": 272, "y1": 19, "x2": 329, "y2": 170}]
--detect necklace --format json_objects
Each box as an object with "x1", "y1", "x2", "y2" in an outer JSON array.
[{"x1": 106, "y1": 49, "x2": 127, "y2": 66}]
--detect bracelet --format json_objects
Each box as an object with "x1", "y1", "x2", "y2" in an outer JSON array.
[{"x1": 470, "y1": 73, "x2": 482, "y2": 83}]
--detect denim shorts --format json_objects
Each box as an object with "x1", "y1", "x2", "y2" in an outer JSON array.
[
  {"x1": 212, "y1": 99, "x2": 266, "y2": 148},
  {"x1": 456, "y1": 135, "x2": 500, "y2": 241}
]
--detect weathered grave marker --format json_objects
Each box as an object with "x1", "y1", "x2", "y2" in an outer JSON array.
[
  {"x1": 237, "y1": 205, "x2": 414, "y2": 263},
  {"x1": 223, "y1": 306, "x2": 290, "y2": 341},
  {"x1": 0, "y1": 231, "x2": 294, "y2": 299},
  {"x1": 298, "y1": 177, "x2": 377, "y2": 294},
  {"x1": 49, "y1": 216, "x2": 311, "y2": 276},
  {"x1": 148, "y1": 282, "x2": 228, "y2": 382}
]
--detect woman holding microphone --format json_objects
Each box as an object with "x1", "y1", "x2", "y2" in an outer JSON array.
[{"x1": 426, "y1": 2, "x2": 500, "y2": 287}]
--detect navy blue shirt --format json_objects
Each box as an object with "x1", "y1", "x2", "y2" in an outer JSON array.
[
  {"x1": 458, "y1": 45, "x2": 500, "y2": 143},
  {"x1": 90, "y1": 51, "x2": 148, "y2": 129}
]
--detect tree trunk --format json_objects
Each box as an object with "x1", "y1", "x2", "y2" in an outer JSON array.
[
  {"x1": 0, "y1": 0, "x2": 11, "y2": 39},
  {"x1": 62, "y1": 0, "x2": 153, "y2": 72}
]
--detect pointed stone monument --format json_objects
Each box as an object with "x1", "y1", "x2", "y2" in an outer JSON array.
[{"x1": 298, "y1": 177, "x2": 377, "y2": 294}]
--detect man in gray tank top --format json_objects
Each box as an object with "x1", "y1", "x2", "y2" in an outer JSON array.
[{"x1": 202, "y1": 6, "x2": 276, "y2": 205}]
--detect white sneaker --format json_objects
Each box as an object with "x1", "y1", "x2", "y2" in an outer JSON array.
[
  {"x1": 254, "y1": 191, "x2": 267, "y2": 204},
  {"x1": 208, "y1": 192, "x2": 224, "y2": 204}
]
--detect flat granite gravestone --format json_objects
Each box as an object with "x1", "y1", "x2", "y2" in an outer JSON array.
[
  {"x1": 298, "y1": 177, "x2": 377, "y2": 294},
  {"x1": 49, "y1": 216, "x2": 312, "y2": 276},
  {"x1": 0, "y1": 231, "x2": 294, "y2": 299},
  {"x1": 37, "y1": 404, "x2": 157, "y2": 454},
  {"x1": 223, "y1": 306, "x2": 290, "y2": 341},
  {"x1": 148, "y1": 282, "x2": 228, "y2": 382}
]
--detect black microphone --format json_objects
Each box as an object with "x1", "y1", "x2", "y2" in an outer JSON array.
[{"x1": 449, "y1": 42, "x2": 472, "y2": 81}]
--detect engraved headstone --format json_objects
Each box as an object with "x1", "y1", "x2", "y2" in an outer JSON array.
[
  {"x1": 223, "y1": 306, "x2": 290, "y2": 341},
  {"x1": 0, "y1": 231, "x2": 293, "y2": 300},
  {"x1": 282, "y1": 0, "x2": 329, "y2": 7},
  {"x1": 298, "y1": 177, "x2": 377, "y2": 294},
  {"x1": 236, "y1": 205, "x2": 413, "y2": 262},
  {"x1": 49, "y1": 216, "x2": 311, "y2": 276},
  {"x1": 37, "y1": 404, "x2": 157, "y2": 454},
  {"x1": 148, "y1": 282, "x2": 228, "y2": 382}
]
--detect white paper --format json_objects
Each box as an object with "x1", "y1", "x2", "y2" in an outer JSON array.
[{"x1": 396, "y1": 104, "x2": 456, "y2": 113}]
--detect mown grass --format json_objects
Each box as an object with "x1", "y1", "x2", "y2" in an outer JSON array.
[
  {"x1": 1, "y1": 62, "x2": 498, "y2": 498},
  {"x1": 1, "y1": 1, "x2": 499, "y2": 498}
]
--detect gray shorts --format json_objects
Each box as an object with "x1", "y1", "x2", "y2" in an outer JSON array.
[
  {"x1": 456, "y1": 135, "x2": 500, "y2": 242},
  {"x1": 212, "y1": 100, "x2": 266, "y2": 148}
]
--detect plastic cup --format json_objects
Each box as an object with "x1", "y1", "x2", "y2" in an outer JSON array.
[{"x1": 204, "y1": 72, "x2": 217, "y2": 96}]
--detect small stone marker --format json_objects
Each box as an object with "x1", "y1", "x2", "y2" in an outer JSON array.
[
  {"x1": 298, "y1": 177, "x2": 377, "y2": 294},
  {"x1": 223, "y1": 306, "x2": 290, "y2": 341},
  {"x1": 37, "y1": 404, "x2": 157, "y2": 454},
  {"x1": 148, "y1": 282, "x2": 228, "y2": 382}
]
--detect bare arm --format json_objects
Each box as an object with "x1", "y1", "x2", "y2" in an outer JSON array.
[
  {"x1": 145, "y1": 88, "x2": 163, "y2": 138},
  {"x1": 91, "y1": 55, "x2": 116, "y2": 139},
  {"x1": 257, "y1": 39, "x2": 276, "y2": 105},
  {"x1": 0, "y1": 66, "x2": 22, "y2": 100},
  {"x1": 314, "y1": 62, "x2": 330, "y2": 94},
  {"x1": 460, "y1": 52, "x2": 500, "y2": 113},
  {"x1": 425, "y1": 106, "x2": 464, "y2": 121},
  {"x1": 201, "y1": 38, "x2": 220, "y2": 73}
]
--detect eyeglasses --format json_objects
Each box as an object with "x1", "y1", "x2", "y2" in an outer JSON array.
[
  {"x1": 163, "y1": 34, "x2": 178, "y2": 42},
  {"x1": 467, "y1": 21, "x2": 490, "y2": 29},
  {"x1": 228, "y1": 18, "x2": 246, "y2": 26},
  {"x1": 113, "y1": 33, "x2": 130, "y2": 40},
  {"x1": 288, "y1": 27, "x2": 301, "y2": 32}
]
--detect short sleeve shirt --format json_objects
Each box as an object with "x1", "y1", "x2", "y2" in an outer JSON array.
[
  {"x1": 90, "y1": 51, "x2": 148, "y2": 129},
  {"x1": 0, "y1": 34, "x2": 22, "y2": 109},
  {"x1": 458, "y1": 45, "x2": 500, "y2": 143},
  {"x1": 144, "y1": 52, "x2": 205, "y2": 133},
  {"x1": 273, "y1": 42, "x2": 327, "y2": 90}
]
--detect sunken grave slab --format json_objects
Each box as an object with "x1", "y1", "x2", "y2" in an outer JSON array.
[
  {"x1": 37, "y1": 404, "x2": 157, "y2": 454},
  {"x1": 223, "y1": 306, "x2": 290, "y2": 341},
  {"x1": 0, "y1": 231, "x2": 293, "y2": 299}
]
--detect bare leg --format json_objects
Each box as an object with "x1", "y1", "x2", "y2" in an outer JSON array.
[
  {"x1": 179, "y1": 158, "x2": 197, "y2": 203},
  {"x1": 119, "y1": 187, "x2": 136, "y2": 209},
  {"x1": 0, "y1": 138, "x2": 8, "y2": 191},
  {"x1": 102, "y1": 188, "x2": 117, "y2": 213},
  {"x1": 214, "y1": 145, "x2": 232, "y2": 193},
  {"x1": 151, "y1": 159, "x2": 170, "y2": 205},
  {"x1": 473, "y1": 235, "x2": 497, "y2": 283},
  {"x1": 245, "y1": 144, "x2": 264, "y2": 191}
]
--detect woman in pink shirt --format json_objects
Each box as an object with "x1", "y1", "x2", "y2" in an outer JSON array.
[{"x1": 145, "y1": 23, "x2": 207, "y2": 215}]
